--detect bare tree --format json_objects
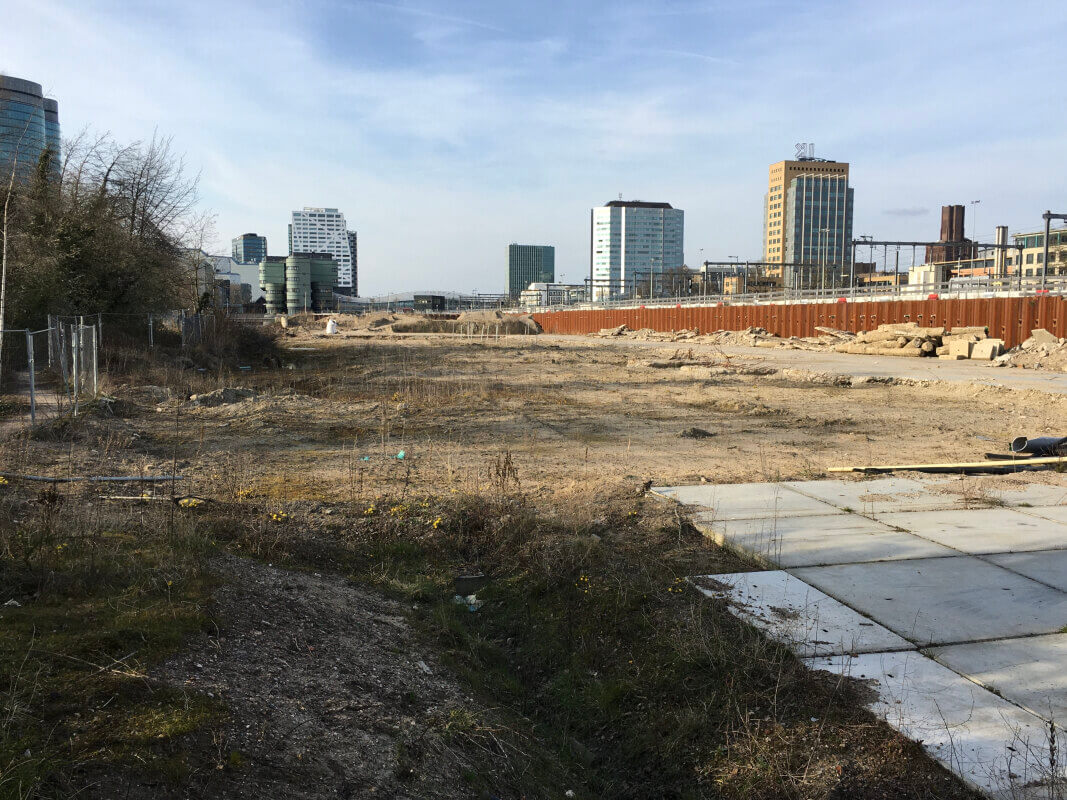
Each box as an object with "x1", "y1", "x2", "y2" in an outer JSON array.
[{"x1": 2, "y1": 129, "x2": 211, "y2": 336}]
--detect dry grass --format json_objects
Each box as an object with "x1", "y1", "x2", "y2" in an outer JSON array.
[{"x1": 1, "y1": 330, "x2": 1031, "y2": 798}]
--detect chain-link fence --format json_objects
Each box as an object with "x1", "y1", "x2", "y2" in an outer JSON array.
[{"x1": 1, "y1": 310, "x2": 216, "y2": 429}]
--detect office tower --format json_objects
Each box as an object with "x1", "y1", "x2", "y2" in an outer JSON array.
[
  {"x1": 590, "y1": 200, "x2": 684, "y2": 300},
  {"x1": 763, "y1": 156, "x2": 852, "y2": 285},
  {"x1": 507, "y1": 244, "x2": 555, "y2": 299},
  {"x1": 0, "y1": 75, "x2": 60, "y2": 177},
  {"x1": 288, "y1": 207, "x2": 357, "y2": 291},
  {"x1": 232, "y1": 232, "x2": 267, "y2": 265}
]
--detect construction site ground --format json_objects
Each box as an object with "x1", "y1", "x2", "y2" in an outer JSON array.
[{"x1": 4, "y1": 325, "x2": 1066, "y2": 799}]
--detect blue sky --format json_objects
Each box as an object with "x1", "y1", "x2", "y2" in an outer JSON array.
[{"x1": 3, "y1": 0, "x2": 1065, "y2": 295}]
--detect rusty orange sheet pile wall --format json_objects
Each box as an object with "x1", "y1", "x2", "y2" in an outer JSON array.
[{"x1": 533, "y1": 296, "x2": 1066, "y2": 349}]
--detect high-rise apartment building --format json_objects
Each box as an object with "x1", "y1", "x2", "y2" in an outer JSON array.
[
  {"x1": 590, "y1": 200, "x2": 684, "y2": 300},
  {"x1": 288, "y1": 207, "x2": 357, "y2": 292},
  {"x1": 0, "y1": 75, "x2": 60, "y2": 177},
  {"x1": 507, "y1": 244, "x2": 555, "y2": 299},
  {"x1": 232, "y1": 232, "x2": 267, "y2": 265},
  {"x1": 763, "y1": 157, "x2": 853, "y2": 285}
]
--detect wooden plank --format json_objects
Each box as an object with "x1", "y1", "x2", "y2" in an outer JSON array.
[{"x1": 828, "y1": 456, "x2": 1067, "y2": 475}]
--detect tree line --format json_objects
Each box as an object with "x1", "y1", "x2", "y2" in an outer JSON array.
[{"x1": 1, "y1": 129, "x2": 212, "y2": 334}]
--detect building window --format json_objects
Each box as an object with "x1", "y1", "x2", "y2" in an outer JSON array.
[{"x1": 1026, "y1": 254, "x2": 1034, "y2": 264}]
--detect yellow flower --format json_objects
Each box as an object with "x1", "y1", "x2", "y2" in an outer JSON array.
[
  {"x1": 0, "y1": 476, "x2": 10, "y2": 485},
  {"x1": 432, "y1": 516, "x2": 443, "y2": 529},
  {"x1": 270, "y1": 511, "x2": 290, "y2": 522},
  {"x1": 178, "y1": 497, "x2": 203, "y2": 508}
]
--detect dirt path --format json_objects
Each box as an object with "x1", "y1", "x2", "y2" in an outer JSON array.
[{"x1": 87, "y1": 555, "x2": 487, "y2": 799}]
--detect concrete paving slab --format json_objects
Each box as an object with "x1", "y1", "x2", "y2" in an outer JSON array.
[
  {"x1": 986, "y1": 550, "x2": 1067, "y2": 592},
  {"x1": 983, "y1": 483, "x2": 1067, "y2": 509},
  {"x1": 694, "y1": 513, "x2": 957, "y2": 567},
  {"x1": 790, "y1": 556, "x2": 1067, "y2": 646},
  {"x1": 784, "y1": 477, "x2": 966, "y2": 514},
  {"x1": 1019, "y1": 504, "x2": 1067, "y2": 526},
  {"x1": 651, "y1": 482, "x2": 842, "y2": 519},
  {"x1": 805, "y1": 650, "x2": 1066, "y2": 799},
  {"x1": 929, "y1": 634, "x2": 1067, "y2": 722},
  {"x1": 875, "y1": 507, "x2": 1067, "y2": 555},
  {"x1": 689, "y1": 571, "x2": 912, "y2": 656}
]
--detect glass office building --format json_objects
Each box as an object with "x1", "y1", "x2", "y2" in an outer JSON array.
[
  {"x1": 590, "y1": 201, "x2": 684, "y2": 300},
  {"x1": 0, "y1": 75, "x2": 60, "y2": 177},
  {"x1": 782, "y1": 174, "x2": 854, "y2": 267},
  {"x1": 507, "y1": 244, "x2": 555, "y2": 299},
  {"x1": 232, "y1": 233, "x2": 268, "y2": 265}
]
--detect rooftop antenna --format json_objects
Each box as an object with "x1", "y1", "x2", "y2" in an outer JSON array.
[{"x1": 618, "y1": 192, "x2": 623, "y2": 201}]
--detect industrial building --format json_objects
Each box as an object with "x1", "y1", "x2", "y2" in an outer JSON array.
[
  {"x1": 288, "y1": 207, "x2": 357, "y2": 292},
  {"x1": 763, "y1": 155, "x2": 853, "y2": 287},
  {"x1": 259, "y1": 253, "x2": 337, "y2": 315},
  {"x1": 507, "y1": 244, "x2": 555, "y2": 299},
  {"x1": 590, "y1": 200, "x2": 684, "y2": 300},
  {"x1": 0, "y1": 74, "x2": 60, "y2": 177},
  {"x1": 925, "y1": 205, "x2": 976, "y2": 264}
]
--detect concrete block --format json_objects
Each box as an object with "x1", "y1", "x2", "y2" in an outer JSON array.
[
  {"x1": 971, "y1": 338, "x2": 1004, "y2": 360},
  {"x1": 689, "y1": 571, "x2": 912, "y2": 656},
  {"x1": 789, "y1": 556, "x2": 1067, "y2": 646},
  {"x1": 948, "y1": 337, "x2": 974, "y2": 358},
  {"x1": 1027, "y1": 328, "x2": 1059, "y2": 347},
  {"x1": 938, "y1": 354, "x2": 966, "y2": 360}
]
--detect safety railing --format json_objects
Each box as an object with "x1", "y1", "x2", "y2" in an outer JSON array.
[{"x1": 525, "y1": 275, "x2": 1067, "y2": 314}]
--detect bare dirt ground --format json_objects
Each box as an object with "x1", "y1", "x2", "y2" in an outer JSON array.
[
  {"x1": 84, "y1": 555, "x2": 478, "y2": 800},
  {"x1": 36, "y1": 329, "x2": 1066, "y2": 495}
]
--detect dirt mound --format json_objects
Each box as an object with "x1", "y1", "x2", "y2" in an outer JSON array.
[
  {"x1": 188, "y1": 387, "x2": 257, "y2": 407},
  {"x1": 391, "y1": 314, "x2": 540, "y2": 335},
  {"x1": 93, "y1": 555, "x2": 476, "y2": 800}
]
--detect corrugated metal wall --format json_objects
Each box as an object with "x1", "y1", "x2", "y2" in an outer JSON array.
[{"x1": 533, "y1": 296, "x2": 1066, "y2": 348}]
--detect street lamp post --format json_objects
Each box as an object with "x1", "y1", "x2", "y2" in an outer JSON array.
[{"x1": 819, "y1": 228, "x2": 830, "y2": 295}]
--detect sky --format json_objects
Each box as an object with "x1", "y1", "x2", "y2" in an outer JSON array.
[{"x1": 2, "y1": 0, "x2": 1065, "y2": 296}]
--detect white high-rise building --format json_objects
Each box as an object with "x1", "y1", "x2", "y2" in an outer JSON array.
[
  {"x1": 288, "y1": 207, "x2": 358, "y2": 292},
  {"x1": 590, "y1": 200, "x2": 684, "y2": 300}
]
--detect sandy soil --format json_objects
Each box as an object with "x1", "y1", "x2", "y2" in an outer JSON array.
[{"x1": 57, "y1": 332, "x2": 1063, "y2": 501}]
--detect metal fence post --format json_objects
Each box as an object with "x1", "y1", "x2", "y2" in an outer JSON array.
[
  {"x1": 92, "y1": 325, "x2": 99, "y2": 396},
  {"x1": 26, "y1": 330, "x2": 36, "y2": 425},
  {"x1": 57, "y1": 322, "x2": 69, "y2": 395},
  {"x1": 72, "y1": 325, "x2": 80, "y2": 417},
  {"x1": 148, "y1": 312, "x2": 154, "y2": 348},
  {"x1": 97, "y1": 313, "x2": 103, "y2": 354}
]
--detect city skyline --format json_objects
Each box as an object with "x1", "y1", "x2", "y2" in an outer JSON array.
[{"x1": 2, "y1": 1, "x2": 1065, "y2": 296}]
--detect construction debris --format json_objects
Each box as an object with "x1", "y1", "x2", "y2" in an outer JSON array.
[
  {"x1": 832, "y1": 323, "x2": 1004, "y2": 360},
  {"x1": 993, "y1": 329, "x2": 1067, "y2": 370}
]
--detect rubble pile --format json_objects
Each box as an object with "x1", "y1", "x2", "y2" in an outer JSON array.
[
  {"x1": 834, "y1": 323, "x2": 1004, "y2": 360},
  {"x1": 994, "y1": 329, "x2": 1067, "y2": 371}
]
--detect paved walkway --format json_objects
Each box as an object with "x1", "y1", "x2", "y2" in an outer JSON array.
[
  {"x1": 543, "y1": 334, "x2": 1067, "y2": 395},
  {"x1": 655, "y1": 477, "x2": 1067, "y2": 799}
]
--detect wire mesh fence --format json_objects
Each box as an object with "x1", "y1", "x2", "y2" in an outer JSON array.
[{"x1": 1, "y1": 310, "x2": 215, "y2": 430}]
